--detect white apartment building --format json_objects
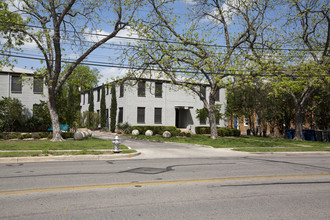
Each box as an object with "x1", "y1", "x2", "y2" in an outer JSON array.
[
  {"x1": 80, "y1": 77, "x2": 227, "y2": 133},
  {"x1": 0, "y1": 66, "x2": 47, "y2": 117}
]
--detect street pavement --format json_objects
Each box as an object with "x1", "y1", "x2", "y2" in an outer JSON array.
[
  {"x1": 92, "y1": 131, "x2": 251, "y2": 159},
  {"x1": 1, "y1": 132, "x2": 330, "y2": 219}
]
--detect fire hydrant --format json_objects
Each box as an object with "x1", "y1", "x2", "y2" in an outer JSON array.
[{"x1": 112, "y1": 136, "x2": 121, "y2": 153}]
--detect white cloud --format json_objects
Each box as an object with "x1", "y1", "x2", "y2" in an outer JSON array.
[
  {"x1": 98, "y1": 67, "x2": 129, "y2": 85},
  {"x1": 84, "y1": 26, "x2": 138, "y2": 45},
  {"x1": 181, "y1": 0, "x2": 197, "y2": 5}
]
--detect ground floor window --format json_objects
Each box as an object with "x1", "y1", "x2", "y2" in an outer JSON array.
[
  {"x1": 118, "y1": 107, "x2": 123, "y2": 123},
  {"x1": 137, "y1": 107, "x2": 145, "y2": 123},
  {"x1": 154, "y1": 108, "x2": 162, "y2": 124}
]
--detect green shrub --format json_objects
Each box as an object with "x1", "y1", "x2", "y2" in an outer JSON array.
[
  {"x1": 7, "y1": 133, "x2": 22, "y2": 139},
  {"x1": 22, "y1": 133, "x2": 33, "y2": 139},
  {"x1": 0, "y1": 133, "x2": 4, "y2": 139},
  {"x1": 217, "y1": 127, "x2": 240, "y2": 137},
  {"x1": 195, "y1": 127, "x2": 210, "y2": 134},
  {"x1": 61, "y1": 132, "x2": 74, "y2": 139},
  {"x1": 117, "y1": 122, "x2": 132, "y2": 134},
  {"x1": 40, "y1": 133, "x2": 49, "y2": 138},
  {"x1": 196, "y1": 127, "x2": 240, "y2": 137},
  {"x1": 48, "y1": 134, "x2": 53, "y2": 139},
  {"x1": 33, "y1": 133, "x2": 41, "y2": 139},
  {"x1": 185, "y1": 132, "x2": 192, "y2": 137}
]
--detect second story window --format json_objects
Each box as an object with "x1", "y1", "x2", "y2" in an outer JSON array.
[
  {"x1": 138, "y1": 81, "x2": 146, "y2": 97},
  {"x1": 33, "y1": 76, "x2": 43, "y2": 94},
  {"x1": 120, "y1": 84, "x2": 124, "y2": 97},
  {"x1": 200, "y1": 86, "x2": 206, "y2": 100},
  {"x1": 11, "y1": 75, "x2": 22, "y2": 93},
  {"x1": 155, "y1": 82, "x2": 162, "y2": 98},
  {"x1": 215, "y1": 89, "x2": 220, "y2": 101},
  {"x1": 97, "y1": 89, "x2": 100, "y2": 102},
  {"x1": 83, "y1": 94, "x2": 85, "y2": 105}
]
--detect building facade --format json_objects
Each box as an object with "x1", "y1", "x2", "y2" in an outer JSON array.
[
  {"x1": 80, "y1": 78, "x2": 227, "y2": 133},
  {"x1": 0, "y1": 66, "x2": 48, "y2": 117}
]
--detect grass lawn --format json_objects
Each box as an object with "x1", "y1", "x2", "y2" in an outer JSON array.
[
  {"x1": 128, "y1": 134, "x2": 330, "y2": 152},
  {"x1": 0, "y1": 137, "x2": 135, "y2": 157}
]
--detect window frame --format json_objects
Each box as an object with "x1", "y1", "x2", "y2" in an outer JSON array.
[
  {"x1": 11, "y1": 75, "x2": 22, "y2": 93},
  {"x1": 155, "y1": 82, "x2": 162, "y2": 98},
  {"x1": 137, "y1": 107, "x2": 145, "y2": 124},
  {"x1": 138, "y1": 81, "x2": 146, "y2": 97},
  {"x1": 154, "y1": 108, "x2": 162, "y2": 124},
  {"x1": 118, "y1": 107, "x2": 123, "y2": 123},
  {"x1": 119, "y1": 84, "x2": 124, "y2": 97},
  {"x1": 33, "y1": 76, "x2": 43, "y2": 94}
]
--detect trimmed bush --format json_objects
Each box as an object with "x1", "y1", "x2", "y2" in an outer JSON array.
[
  {"x1": 7, "y1": 133, "x2": 22, "y2": 139},
  {"x1": 195, "y1": 127, "x2": 240, "y2": 137},
  {"x1": 0, "y1": 134, "x2": 4, "y2": 139},
  {"x1": 62, "y1": 132, "x2": 74, "y2": 139},
  {"x1": 33, "y1": 134, "x2": 41, "y2": 139},
  {"x1": 39, "y1": 133, "x2": 49, "y2": 138},
  {"x1": 21, "y1": 133, "x2": 33, "y2": 139}
]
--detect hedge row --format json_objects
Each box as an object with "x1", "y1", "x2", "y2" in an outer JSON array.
[
  {"x1": 0, "y1": 132, "x2": 74, "y2": 140},
  {"x1": 195, "y1": 127, "x2": 241, "y2": 137},
  {"x1": 131, "y1": 126, "x2": 181, "y2": 136}
]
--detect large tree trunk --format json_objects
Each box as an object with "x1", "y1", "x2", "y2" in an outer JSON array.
[
  {"x1": 208, "y1": 98, "x2": 218, "y2": 140},
  {"x1": 48, "y1": 89, "x2": 64, "y2": 142},
  {"x1": 294, "y1": 107, "x2": 305, "y2": 141}
]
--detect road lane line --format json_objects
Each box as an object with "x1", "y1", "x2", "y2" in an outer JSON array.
[{"x1": 1, "y1": 173, "x2": 329, "y2": 195}]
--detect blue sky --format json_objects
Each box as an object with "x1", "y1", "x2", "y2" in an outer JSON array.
[{"x1": 2, "y1": 0, "x2": 195, "y2": 85}]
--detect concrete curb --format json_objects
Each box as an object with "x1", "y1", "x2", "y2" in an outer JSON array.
[
  {"x1": 249, "y1": 151, "x2": 330, "y2": 156},
  {"x1": 0, "y1": 152, "x2": 141, "y2": 164}
]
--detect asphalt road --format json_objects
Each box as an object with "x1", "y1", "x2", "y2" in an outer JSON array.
[{"x1": 1, "y1": 155, "x2": 330, "y2": 219}]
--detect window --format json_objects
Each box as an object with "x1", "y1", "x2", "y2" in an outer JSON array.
[
  {"x1": 155, "y1": 82, "x2": 162, "y2": 98},
  {"x1": 200, "y1": 86, "x2": 206, "y2": 100},
  {"x1": 106, "y1": 86, "x2": 109, "y2": 95},
  {"x1": 33, "y1": 76, "x2": 43, "y2": 93},
  {"x1": 154, "y1": 108, "x2": 162, "y2": 124},
  {"x1": 120, "y1": 84, "x2": 124, "y2": 97},
  {"x1": 118, "y1": 107, "x2": 123, "y2": 123},
  {"x1": 244, "y1": 117, "x2": 249, "y2": 126},
  {"x1": 138, "y1": 81, "x2": 146, "y2": 97},
  {"x1": 200, "y1": 118, "x2": 206, "y2": 125},
  {"x1": 97, "y1": 89, "x2": 100, "y2": 102},
  {"x1": 215, "y1": 89, "x2": 220, "y2": 101},
  {"x1": 137, "y1": 107, "x2": 145, "y2": 123},
  {"x1": 11, "y1": 75, "x2": 22, "y2": 93},
  {"x1": 83, "y1": 94, "x2": 85, "y2": 105}
]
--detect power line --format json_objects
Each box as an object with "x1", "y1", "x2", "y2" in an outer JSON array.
[
  {"x1": 1, "y1": 52, "x2": 328, "y2": 78},
  {"x1": 2, "y1": 21, "x2": 328, "y2": 53}
]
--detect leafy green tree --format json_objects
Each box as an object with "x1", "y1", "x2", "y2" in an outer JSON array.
[
  {"x1": 100, "y1": 84, "x2": 107, "y2": 129},
  {"x1": 270, "y1": 0, "x2": 330, "y2": 140},
  {"x1": 1, "y1": 0, "x2": 143, "y2": 141},
  {"x1": 128, "y1": 0, "x2": 273, "y2": 139},
  {"x1": 0, "y1": 1, "x2": 26, "y2": 66},
  {"x1": 56, "y1": 65, "x2": 99, "y2": 128},
  {"x1": 110, "y1": 85, "x2": 117, "y2": 132},
  {"x1": 0, "y1": 97, "x2": 25, "y2": 131}
]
